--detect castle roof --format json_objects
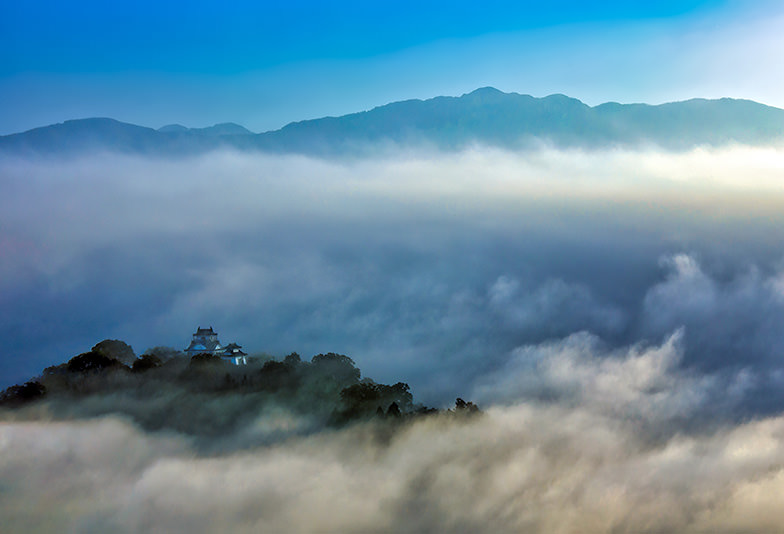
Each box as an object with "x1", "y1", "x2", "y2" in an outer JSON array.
[{"x1": 195, "y1": 326, "x2": 216, "y2": 335}]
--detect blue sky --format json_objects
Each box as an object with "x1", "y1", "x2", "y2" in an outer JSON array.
[{"x1": 1, "y1": 0, "x2": 782, "y2": 134}]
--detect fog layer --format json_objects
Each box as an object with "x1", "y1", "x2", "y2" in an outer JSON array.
[
  {"x1": 5, "y1": 396, "x2": 784, "y2": 532},
  {"x1": 3, "y1": 146, "x2": 784, "y2": 531},
  {"x1": 3, "y1": 147, "x2": 784, "y2": 407}
]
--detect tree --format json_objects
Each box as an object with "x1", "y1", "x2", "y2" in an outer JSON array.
[
  {"x1": 132, "y1": 353, "x2": 162, "y2": 372},
  {"x1": 258, "y1": 359, "x2": 299, "y2": 391},
  {"x1": 454, "y1": 397, "x2": 480, "y2": 415},
  {"x1": 386, "y1": 402, "x2": 401, "y2": 417},
  {"x1": 338, "y1": 381, "x2": 413, "y2": 421},
  {"x1": 341, "y1": 381, "x2": 382, "y2": 405},
  {"x1": 283, "y1": 352, "x2": 302, "y2": 366},
  {"x1": 311, "y1": 353, "x2": 360, "y2": 386},
  {"x1": 67, "y1": 351, "x2": 124, "y2": 373},
  {"x1": 0, "y1": 381, "x2": 46, "y2": 405},
  {"x1": 142, "y1": 346, "x2": 185, "y2": 362},
  {"x1": 92, "y1": 339, "x2": 136, "y2": 365}
]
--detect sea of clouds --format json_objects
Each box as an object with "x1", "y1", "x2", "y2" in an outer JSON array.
[
  {"x1": 2, "y1": 145, "x2": 784, "y2": 531},
  {"x1": 4, "y1": 374, "x2": 784, "y2": 532}
]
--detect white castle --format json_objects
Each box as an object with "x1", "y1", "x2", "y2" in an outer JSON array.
[{"x1": 184, "y1": 326, "x2": 248, "y2": 365}]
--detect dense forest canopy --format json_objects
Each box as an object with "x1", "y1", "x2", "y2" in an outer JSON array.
[{"x1": 1, "y1": 339, "x2": 478, "y2": 449}]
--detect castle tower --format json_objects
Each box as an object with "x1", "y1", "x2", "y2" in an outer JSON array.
[
  {"x1": 184, "y1": 326, "x2": 223, "y2": 356},
  {"x1": 184, "y1": 326, "x2": 247, "y2": 365}
]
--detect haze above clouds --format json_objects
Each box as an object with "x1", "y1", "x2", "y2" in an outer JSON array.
[
  {"x1": 3, "y1": 145, "x2": 784, "y2": 405},
  {"x1": 3, "y1": 142, "x2": 784, "y2": 531}
]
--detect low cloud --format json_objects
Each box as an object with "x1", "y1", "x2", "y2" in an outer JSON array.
[
  {"x1": 3, "y1": 146, "x2": 784, "y2": 405},
  {"x1": 3, "y1": 141, "x2": 784, "y2": 530},
  {"x1": 472, "y1": 328, "x2": 760, "y2": 434},
  {"x1": 488, "y1": 275, "x2": 626, "y2": 337},
  {"x1": 4, "y1": 385, "x2": 784, "y2": 533},
  {"x1": 640, "y1": 253, "x2": 784, "y2": 386}
]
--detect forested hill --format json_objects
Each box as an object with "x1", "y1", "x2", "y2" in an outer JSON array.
[{"x1": 0, "y1": 340, "x2": 479, "y2": 448}]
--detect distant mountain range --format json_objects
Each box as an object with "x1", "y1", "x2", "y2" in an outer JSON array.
[{"x1": 2, "y1": 87, "x2": 784, "y2": 156}]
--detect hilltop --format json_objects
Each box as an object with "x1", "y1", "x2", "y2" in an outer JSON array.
[{"x1": 0, "y1": 339, "x2": 479, "y2": 448}]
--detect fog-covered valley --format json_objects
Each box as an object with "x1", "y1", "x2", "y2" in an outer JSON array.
[
  {"x1": 3, "y1": 145, "x2": 784, "y2": 532},
  {"x1": 4, "y1": 147, "x2": 784, "y2": 403}
]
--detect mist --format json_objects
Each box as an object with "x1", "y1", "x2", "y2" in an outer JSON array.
[
  {"x1": 3, "y1": 146, "x2": 784, "y2": 403},
  {"x1": 3, "y1": 145, "x2": 784, "y2": 530},
  {"x1": 3, "y1": 327, "x2": 784, "y2": 532},
  {"x1": 5, "y1": 385, "x2": 784, "y2": 532}
]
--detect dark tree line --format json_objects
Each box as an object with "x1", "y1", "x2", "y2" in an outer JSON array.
[{"x1": 1, "y1": 340, "x2": 480, "y2": 436}]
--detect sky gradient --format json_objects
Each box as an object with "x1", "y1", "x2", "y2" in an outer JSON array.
[{"x1": 1, "y1": 1, "x2": 783, "y2": 134}]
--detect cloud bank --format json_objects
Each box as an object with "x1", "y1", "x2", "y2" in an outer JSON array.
[
  {"x1": 3, "y1": 146, "x2": 784, "y2": 404},
  {"x1": 4, "y1": 352, "x2": 784, "y2": 533},
  {"x1": 3, "y1": 145, "x2": 784, "y2": 531}
]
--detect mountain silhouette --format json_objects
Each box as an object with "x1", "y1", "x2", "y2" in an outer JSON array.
[{"x1": 2, "y1": 88, "x2": 783, "y2": 156}]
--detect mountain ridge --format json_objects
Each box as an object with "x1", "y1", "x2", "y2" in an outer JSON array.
[{"x1": 2, "y1": 88, "x2": 783, "y2": 156}]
